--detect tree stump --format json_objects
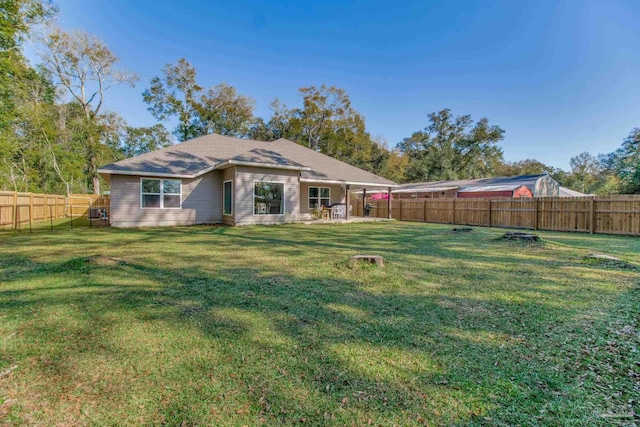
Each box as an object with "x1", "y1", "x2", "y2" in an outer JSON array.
[
  {"x1": 502, "y1": 231, "x2": 540, "y2": 242},
  {"x1": 349, "y1": 255, "x2": 384, "y2": 267},
  {"x1": 452, "y1": 227, "x2": 473, "y2": 233}
]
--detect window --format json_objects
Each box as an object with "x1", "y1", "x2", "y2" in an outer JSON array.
[
  {"x1": 254, "y1": 182, "x2": 284, "y2": 215},
  {"x1": 223, "y1": 180, "x2": 233, "y2": 215},
  {"x1": 308, "y1": 187, "x2": 330, "y2": 209},
  {"x1": 141, "y1": 178, "x2": 181, "y2": 209}
]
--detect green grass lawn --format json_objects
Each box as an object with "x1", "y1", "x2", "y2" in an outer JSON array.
[{"x1": 0, "y1": 222, "x2": 638, "y2": 426}]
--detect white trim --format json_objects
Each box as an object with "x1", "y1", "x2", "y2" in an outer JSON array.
[
  {"x1": 140, "y1": 177, "x2": 182, "y2": 210},
  {"x1": 223, "y1": 180, "x2": 233, "y2": 216},
  {"x1": 308, "y1": 186, "x2": 331, "y2": 209},
  {"x1": 253, "y1": 180, "x2": 286, "y2": 216},
  {"x1": 300, "y1": 178, "x2": 398, "y2": 188}
]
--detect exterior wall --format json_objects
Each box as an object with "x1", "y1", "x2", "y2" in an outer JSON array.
[
  {"x1": 513, "y1": 185, "x2": 533, "y2": 198},
  {"x1": 299, "y1": 182, "x2": 345, "y2": 217},
  {"x1": 110, "y1": 171, "x2": 222, "y2": 227},
  {"x1": 233, "y1": 166, "x2": 301, "y2": 226},
  {"x1": 222, "y1": 167, "x2": 236, "y2": 226},
  {"x1": 534, "y1": 175, "x2": 560, "y2": 197}
]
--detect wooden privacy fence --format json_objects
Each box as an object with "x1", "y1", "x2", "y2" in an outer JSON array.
[
  {"x1": 352, "y1": 196, "x2": 640, "y2": 236},
  {"x1": 0, "y1": 191, "x2": 110, "y2": 230}
]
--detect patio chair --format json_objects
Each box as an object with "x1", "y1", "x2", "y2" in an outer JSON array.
[
  {"x1": 313, "y1": 204, "x2": 323, "y2": 219},
  {"x1": 332, "y1": 204, "x2": 346, "y2": 219}
]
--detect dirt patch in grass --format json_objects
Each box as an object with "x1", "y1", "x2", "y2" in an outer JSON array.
[
  {"x1": 583, "y1": 255, "x2": 638, "y2": 271},
  {"x1": 85, "y1": 255, "x2": 125, "y2": 266}
]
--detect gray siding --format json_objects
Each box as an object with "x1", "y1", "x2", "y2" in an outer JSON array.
[
  {"x1": 110, "y1": 171, "x2": 222, "y2": 227},
  {"x1": 234, "y1": 166, "x2": 301, "y2": 225}
]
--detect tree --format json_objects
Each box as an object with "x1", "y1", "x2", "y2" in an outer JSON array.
[
  {"x1": 120, "y1": 124, "x2": 173, "y2": 158},
  {"x1": 247, "y1": 99, "x2": 297, "y2": 141},
  {"x1": 143, "y1": 58, "x2": 255, "y2": 141},
  {"x1": 398, "y1": 109, "x2": 505, "y2": 182},
  {"x1": 142, "y1": 58, "x2": 201, "y2": 141},
  {"x1": 40, "y1": 27, "x2": 138, "y2": 193},
  {"x1": 378, "y1": 148, "x2": 409, "y2": 183},
  {"x1": 294, "y1": 85, "x2": 351, "y2": 151},
  {"x1": 0, "y1": 0, "x2": 55, "y2": 52},
  {"x1": 611, "y1": 128, "x2": 640, "y2": 193},
  {"x1": 0, "y1": 0, "x2": 59, "y2": 192},
  {"x1": 248, "y1": 86, "x2": 390, "y2": 175},
  {"x1": 496, "y1": 159, "x2": 559, "y2": 177},
  {"x1": 567, "y1": 152, "x2": 600, "y2": 193},
  {"x1": 195, "y1": 83, "x2": 255, "y2": 136}
]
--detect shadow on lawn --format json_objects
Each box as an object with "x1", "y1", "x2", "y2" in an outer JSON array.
[{"x1": 0, "y1": 245, "x2": 623, "y2": 426}]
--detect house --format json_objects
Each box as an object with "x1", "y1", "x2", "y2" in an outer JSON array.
[
  {"x1": 390, "y1": 174, "x2": 560, "y2": 199},
  {"x1": 97, "y1": 134, "x2": 396, "y2": 227}
]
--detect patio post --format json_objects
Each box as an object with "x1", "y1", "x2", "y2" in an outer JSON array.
[
  {"x1": 345, "y1": 185, "x2": 351, "y2": 220},
  {"x1": 387, "y1": 187, "x2": 392, "y2": 219},
  {"x1": 362, "y1": 188, "x2": 367, "y2": 217}
]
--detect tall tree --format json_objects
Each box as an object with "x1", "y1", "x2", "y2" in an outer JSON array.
[
  {"x1": 119, "y1": 124, "x2": 173, "y2": 158},
  {"x1": 195, "y1": 83, "x2": 255, "y2": 136},
  {"x1": 294, "y1": 85, "x2": 351, "y2": 151},
  {"x1": 247, "y1": 99, "x2": 296, "y2": 141},
  {"x1": 142, "y1": 58, "x2": 201, "y2": 142},
  {"x1": 143, "y1": 58, "x2": 255, "y2": 141},
  {"x1": 495, "y1": 159, "x2": 559, "y2": 177},
  {"x1": 398, "y1": 109, "x2": 505, "y2": 182},
  {"x1": 248, "y1": 86, "x2": 390, "y2": 175},
  {"x1": 40, "y1": 27, "x2": 138, "y2": 193},
  {"x1": 611, "y1": 128, "x2": 640, "y2": 193},
  {"x1": 0, "y1": 0, "x2": 58, "y2": 192},
  {"x1": 567, "y1": 152, "x2": 600, "y2": 193}
]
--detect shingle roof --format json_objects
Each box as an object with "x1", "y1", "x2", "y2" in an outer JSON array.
[
  {"x1": 98, "y1": 133, "x2": 396, "y2": 187},
  {"x1": 396, "y1": 174, "x2": 549, "y2": 192}
]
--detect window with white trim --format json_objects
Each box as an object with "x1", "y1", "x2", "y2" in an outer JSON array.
[
  {"x1": 141, "y1": 178, "x2": 181, "y2": 209},
  {"x1": 308, "y1": 186, "x2": 330, "y2": 209},
  {"x1": 223, "y1": 180, "x2": 233, "y2": 215},
  {"x1": 254, "y1": 182, "x2": 284, "y2": 215}
]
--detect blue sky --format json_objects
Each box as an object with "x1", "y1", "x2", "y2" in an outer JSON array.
[{"x1": 39, "y1": 0, "x2": 640, "y2": 169}]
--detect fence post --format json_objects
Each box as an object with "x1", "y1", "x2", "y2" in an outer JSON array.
[
  {"x1": 534, "y1": 198, "x2": 539, "y2": 230},
  {"x1": 487, "y1": 199, "x2": 492, "y2": 227},
  {"x1": 451, "y1": 199, "x2": 455, "y2": 225},
  {"x1": 29, "y1": 193, "x2": 33, "y2": 230},
  {"x1": 12, "y1": 192, "x2": 17, "y2": 230},
  {"x1": 399, "y1": 199, "x2": 403, "y2": 221},
  {"x1": 50, "y1": 205, "x2": 54, "y2": 232},
  {"x1": 589, "y1": 197, "x2": 595, "y2": 234},
  {"x1": 423, "y1": 200, "x2": 427, "y2": 222}
]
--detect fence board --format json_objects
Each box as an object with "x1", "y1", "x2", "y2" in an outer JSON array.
[{"x1": 350, "y1": 195, "x2": 640, "y2": 237}]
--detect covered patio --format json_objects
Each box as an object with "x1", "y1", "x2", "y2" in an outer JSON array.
[{"x1": 301, "y1": 180, "x2": 396, "y2": 221}]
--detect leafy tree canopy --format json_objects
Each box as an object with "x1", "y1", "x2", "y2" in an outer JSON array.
[{"x1": 398, "y1": 109, "x2": 505, "y2": 182}]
